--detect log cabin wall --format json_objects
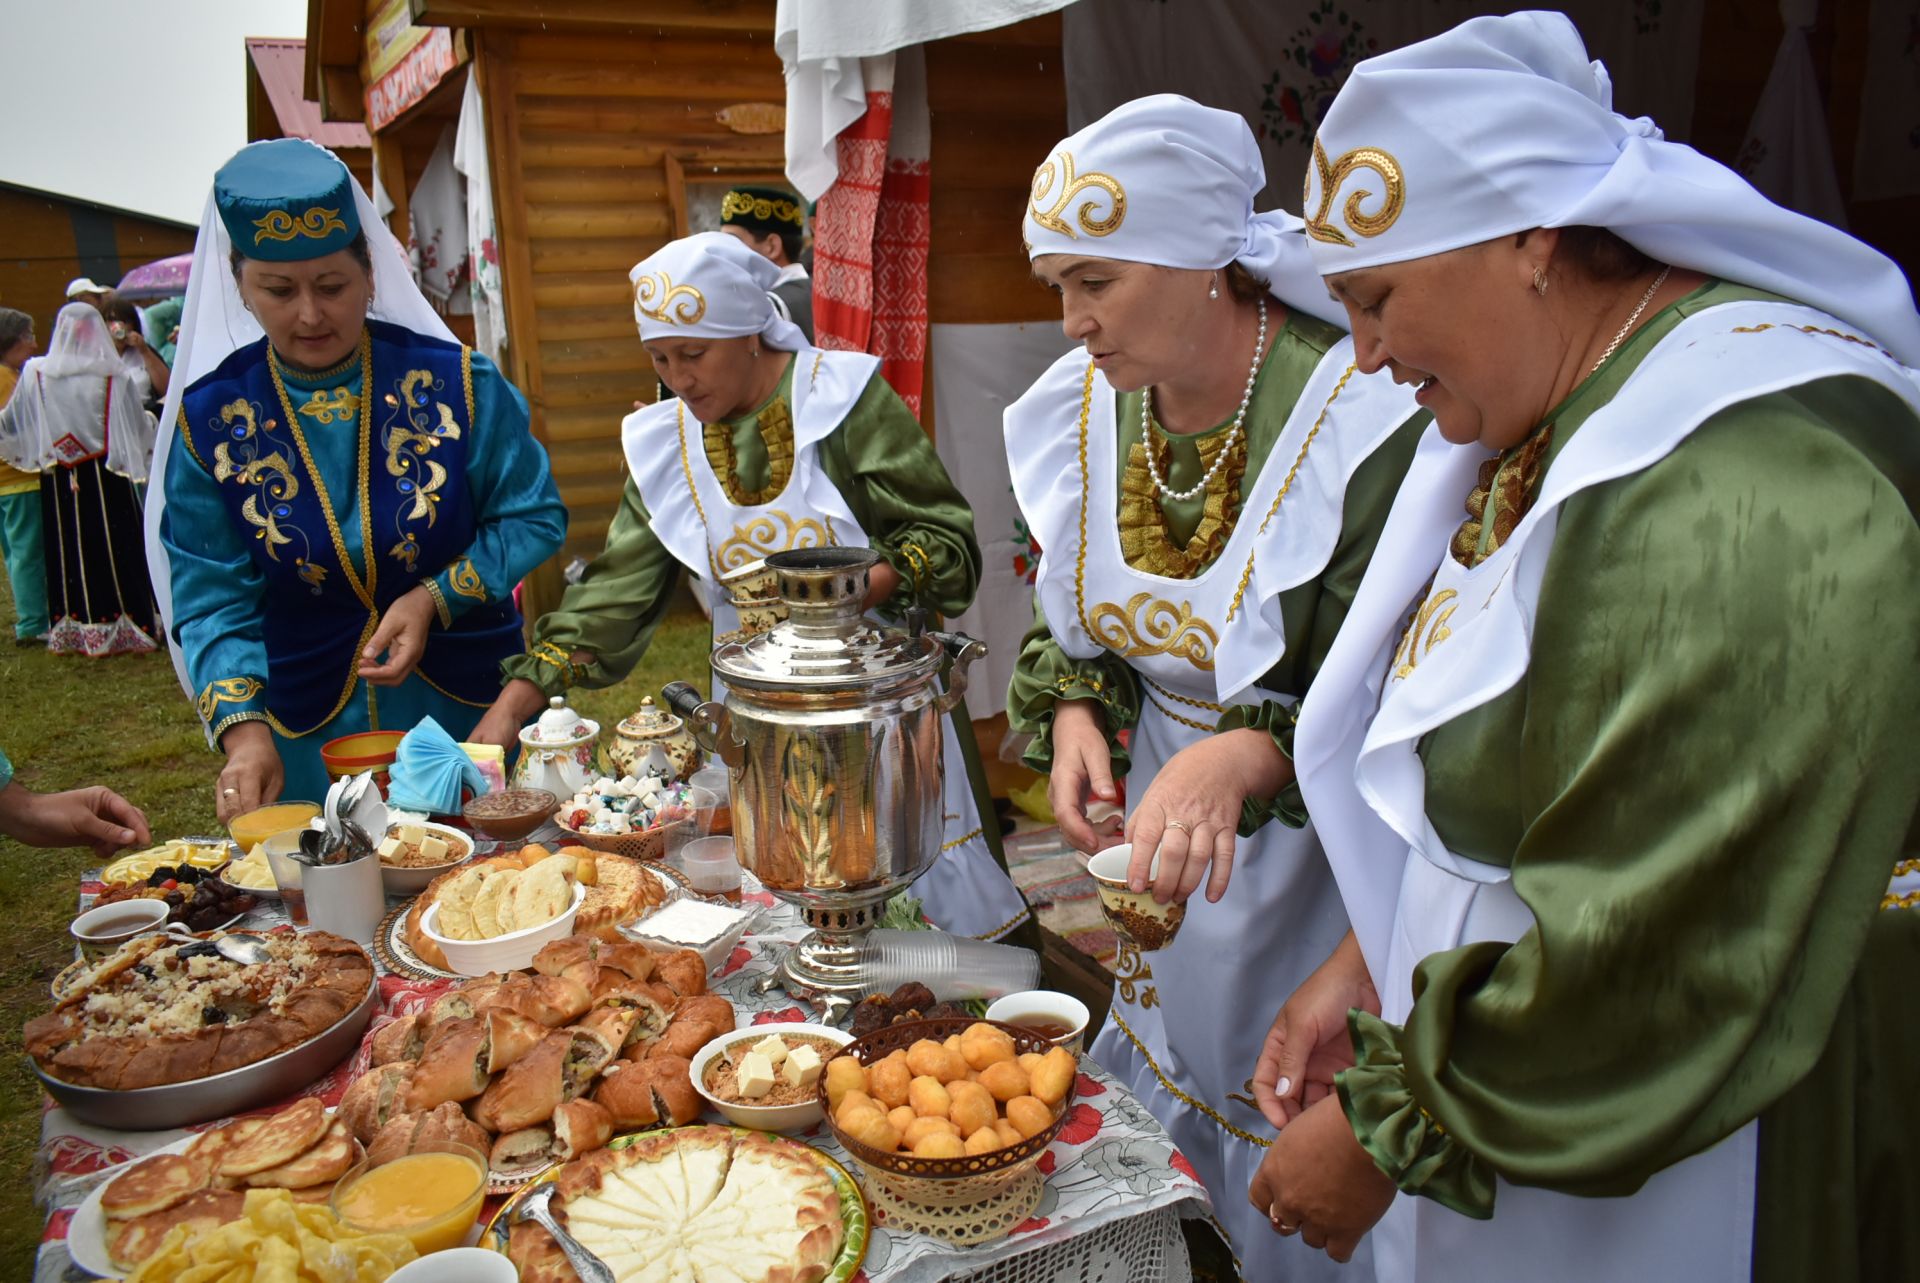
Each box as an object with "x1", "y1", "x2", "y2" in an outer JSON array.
[
  {"x1": 926, "y1": 13, "x2": 1067, "y2": 330},
  {"x1": 471, "y1": 24, "x2": 786, "y2": 609}
]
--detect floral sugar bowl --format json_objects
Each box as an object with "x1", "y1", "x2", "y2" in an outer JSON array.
[
  {"x1": 606, "y1": 696, "x2": 699, "y2": 782},
  {"x1": 513, "y1": 695, "x2": 603, "y2": 800}
]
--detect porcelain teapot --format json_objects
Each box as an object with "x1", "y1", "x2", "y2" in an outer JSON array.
[
  {"x1": 513, "y1": 695, "x2": 602, "y2": 799},
  {"x1": 606, "y1": 696, "x2": 700, "y2": 782}
]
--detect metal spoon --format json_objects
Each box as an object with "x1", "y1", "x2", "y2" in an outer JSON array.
[
  {"x1": 512, "y1": 1183, "x2": 614, "y2": 1283},
  {"x1": 212, "y1": 932, "x2": 273, "y2": 965},
  {"x1": 295, "y1": 827, "x2": 330, "y2": 865},
  {"x1": 160, "y1": 926, "x2": 273, "y2": 965}
]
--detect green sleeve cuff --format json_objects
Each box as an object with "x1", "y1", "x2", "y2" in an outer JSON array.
[
  {"x1": 0, "y1": 745, "x2": 13, "y2": 791},
  {"x1": 432, "y1": 556, "x2": 490, "y2": 624},
  {"x1": 1217, "y1": 700, "x2": 1309, "y2": 833},
  {"x1": 1020, "y1": 675, "x2": 1137, "y2": 778},
  {"x1": 500, "y1": 641, "x2": 585, "y2": 698},
  {"x1": 1336, "y1": 1009, "x2": 1496, "y2": 1220}
]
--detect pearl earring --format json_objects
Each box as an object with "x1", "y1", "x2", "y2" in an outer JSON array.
[
  {"x1": 1533, "y1": 268, "x2": 1549, "y2": 297},
  {"x1": 1209, "y1": 274, "x2": 1220, "y2": 300}
]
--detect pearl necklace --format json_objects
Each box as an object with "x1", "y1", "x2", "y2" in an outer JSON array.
[
  {"x1": 1142, "y1": 295, "x2": 1267, "y2": 502},
  {"x1": 1587, "y1": 264, "x2": 1671, "y2": 378}
]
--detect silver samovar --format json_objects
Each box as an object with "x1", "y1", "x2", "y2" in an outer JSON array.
[{"x1": 663, "y1": 547, "x2": 985, "y2": 1009}]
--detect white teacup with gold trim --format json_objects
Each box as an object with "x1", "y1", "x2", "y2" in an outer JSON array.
[{"x1": 1085, "y1": 844, "x2": 1187, "y2": 952}]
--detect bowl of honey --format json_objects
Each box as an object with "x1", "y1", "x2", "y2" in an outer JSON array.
[{"x1": 331, "y1": 1139, "x2": 488, "y2": 1256}]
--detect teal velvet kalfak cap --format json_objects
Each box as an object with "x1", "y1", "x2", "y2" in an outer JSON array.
[{"x1": 215, "y1": 139, "x2": 362, "y2": 262}]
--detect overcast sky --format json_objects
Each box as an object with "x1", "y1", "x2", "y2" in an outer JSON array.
[{"x1": 0, "y1": 0, "x2": 312, "y2": 225}]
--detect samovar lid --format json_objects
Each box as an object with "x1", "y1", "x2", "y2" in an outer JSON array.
[{"x1": 709, "y1": 548, "x2": 943, "y2": 690}]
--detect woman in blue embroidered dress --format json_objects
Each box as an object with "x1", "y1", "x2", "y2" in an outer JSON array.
[{"x1": 146, "y1": 140, "x2": 566, "y2": 818}]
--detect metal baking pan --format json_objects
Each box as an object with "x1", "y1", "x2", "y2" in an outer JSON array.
[{"x1": 31, "y1": 977, "x2": 377, "y2": 1130}]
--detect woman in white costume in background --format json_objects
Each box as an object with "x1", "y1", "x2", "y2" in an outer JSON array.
[
  {"x1": 1160, "y1": 13, "x2": 1920, "y2": 1281},
  {"x1": 1003, "y1": 95, "x2": 1424, "y2": 1278},
  {"x1": 0, "y1": 302, "x2": 157, "y2": 657}
]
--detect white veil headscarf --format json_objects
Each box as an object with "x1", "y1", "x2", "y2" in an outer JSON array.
[
  {"x1": 627, "y1": 231, "x2": 810, "y2": 354},
  {"x1": 0, "y1": 302, "x2": 153, "y2": 481},
  {"x1": 144, "y1": 139, "x2": 456, "y2": 700},
  {"x1": 1305, "y1": 10, "x2": 1920, "y2": 364},
  {"x1": 1020, "y1": 94, "x2": 1349, "y2": 330}
]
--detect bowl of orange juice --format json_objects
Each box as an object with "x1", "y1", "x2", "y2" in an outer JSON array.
[
  {"x1": 331, "y1": 1139, "x2": 489, "y2": 1256},
  {"x1": 228, "y1": 801, "x2": 322, "y2": 859}
]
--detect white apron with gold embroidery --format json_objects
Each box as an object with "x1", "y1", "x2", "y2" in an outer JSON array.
[
  {"x1": 1005, "y1": 338, "x2": 1414, "y2": 1281},
  {"x1": 624, "y1": 348, "x2": 1031, "y2": 942},
  {"x1": 1296, "y1": 302, "x2": 1920, "y2": 1282}
]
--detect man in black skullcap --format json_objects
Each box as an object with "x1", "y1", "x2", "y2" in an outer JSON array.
[{"x1": 717, "y1": 186, "x2": 812, "y2": 341}]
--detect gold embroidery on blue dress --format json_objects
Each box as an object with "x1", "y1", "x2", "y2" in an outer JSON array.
[
  {"x1": 295, "y1": 558, "x2": 327, "y2": 591},
  {"x1": 211, "y1": 398, "x2": 305, "y2": 561},
  {"x1": 197, "y1": 676, "x2": 264, "y2": 724},
  {"x1": 1086, "y1": 592, "x2": 1218, "y2": 671},
  {"x1": 449, "y1": 558, "x2": 486, "y2": 601},
  {"x1": 379, "y1": 367, "x2": 461, "y2": 570},
  {"x1": 296, "y1": 386, "x2": 361, "y2": 424},
  {"x1": 1391, "y1": 587, "x2": 1458, "y2": 681}
]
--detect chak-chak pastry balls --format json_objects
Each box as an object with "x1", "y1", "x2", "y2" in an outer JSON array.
[
  {"x1": 960, "y1": 1023, "x2": 1017, "y2": 1071},
  {"x1": 826, "y1": 1034, "x2": 1075, "y2": 1158},
  {"x1": 1006, "y1": 1095, "x2": 1053, "y2": 1140},
  {"x1": 912, "y1": 1131, "x2": 967, "y2": 1159},
  {"x1": 1030, "y1": 1046, "x2": 1076, "y2": 1106},
  {"x1": 978, "y1": 1059, "x2": 1030, "y2": 1103},
  {"x1": 947, "y1": 1080, "x2": 997, "y2": 1138},
  {"x1": 840, "y1": 1104, "x2": 901, "y2": 1153},
  {"x1": 905, "y1": 1039, "x2": 966, "y2": 1085},
  {"x1": 825, "y1": 1057, "x2": 867, "y2": 1111},
  {"x1": 867, "y1": 1058, "x2": 912, "y2": 1109},
  {"x1": 964, "y1": 1126, "x2": 1004, "y2": 1156},
  {"x1": 908, "y1": 1076, "x2": 952, "y2": 1119},
  {"x1": 901, "y1": 1116, "x2": 960, "y2": 1149}
]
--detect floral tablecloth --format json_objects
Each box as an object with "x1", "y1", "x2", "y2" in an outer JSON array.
[{"x1": 33, "y1": 864, "x2": 1214, "y2": 1282}]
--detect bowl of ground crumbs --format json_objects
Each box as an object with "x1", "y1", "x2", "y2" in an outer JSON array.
[{"x1": 690, "y1": 1024, "x2": 853, "y2": 1132}]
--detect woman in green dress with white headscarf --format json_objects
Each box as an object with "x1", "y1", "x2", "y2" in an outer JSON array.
[{"x1": 1137, "y1": 13, "x2": 1919, "y2": 1280}]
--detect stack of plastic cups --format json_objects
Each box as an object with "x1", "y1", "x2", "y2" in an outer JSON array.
[{"x1": 857, "y1": 928, "x2": 1041, "y2": 1002}]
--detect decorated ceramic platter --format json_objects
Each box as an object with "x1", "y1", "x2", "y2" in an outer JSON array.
[
  {"x1": 373, "y1": 862, "x2": 689, "y2": 983},
  {"x1": 482, "y1": 1125, "x2": 868, "y2": 1283}
]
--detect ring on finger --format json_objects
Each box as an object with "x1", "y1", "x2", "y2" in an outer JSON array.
[
  {"x1": 1164, "y1": 819, "x2": 1191, "y2": 833},
  {"x1": 221, "y1": 787, "x2": 238, "y2": 796}
]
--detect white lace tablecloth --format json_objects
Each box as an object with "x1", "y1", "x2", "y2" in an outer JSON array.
[{"x1": 33, "y1": 865, "x2": 1214, "y2": 1282}]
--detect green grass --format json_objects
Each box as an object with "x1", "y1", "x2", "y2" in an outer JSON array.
[{"x1": 0, "y1": 571, "x2": 714, "y2": 1276}]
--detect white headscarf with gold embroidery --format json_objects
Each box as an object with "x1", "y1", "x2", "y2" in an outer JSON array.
[
  {"x1": 1020, "y1": 94, "x2": 1349, "y2": 330},
  {"x1": 628, "y1": 232, "x2": 809, "y2": 352},
  {"x1": 1306, "y1": 10, "x2": 1920, "y2": 364}
]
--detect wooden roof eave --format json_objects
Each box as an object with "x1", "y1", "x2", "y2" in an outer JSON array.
[{"x1": 408, "y1": 0, "x2": 774, "y2": 35}]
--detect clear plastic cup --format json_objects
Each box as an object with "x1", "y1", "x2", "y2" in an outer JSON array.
[
  {"x1": 857, "y1": 928, "x2": 1040, "y2": 1001},
  {"x1": 673, "y1": 835, "x2": 743, "y2": 901},
  {"x1": 665, "y1": 785, "x2": 724, "y2": 857},
  {"x1": 689, "y1": 768, "x2": 733, "y2": 836}
]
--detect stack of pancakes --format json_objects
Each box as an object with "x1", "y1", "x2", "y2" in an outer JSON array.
[{"x1": 101, "y1": 1097, "x2": 356, "y2": 1272}]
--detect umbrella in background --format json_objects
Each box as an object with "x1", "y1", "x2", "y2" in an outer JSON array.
[{"x1": 115, "y1": 253, "x2": 192, "y2": 301}]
